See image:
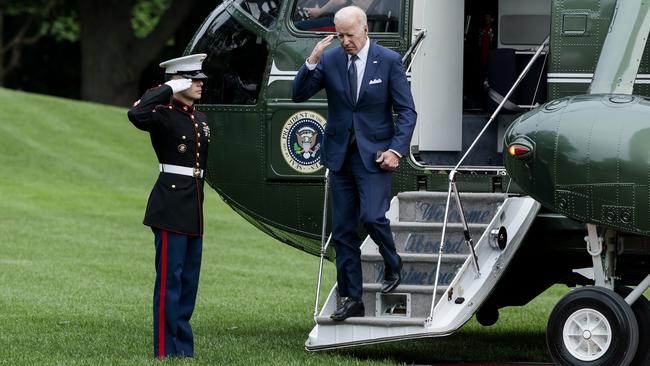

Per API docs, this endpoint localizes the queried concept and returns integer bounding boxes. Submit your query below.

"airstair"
[306,192,541,350]
[307,35,548,351]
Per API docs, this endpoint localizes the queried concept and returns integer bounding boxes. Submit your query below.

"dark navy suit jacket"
[292,41,417,173]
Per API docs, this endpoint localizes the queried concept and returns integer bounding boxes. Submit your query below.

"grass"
[0,87,566,365]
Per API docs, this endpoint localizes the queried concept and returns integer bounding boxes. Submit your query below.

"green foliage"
[0,0,55,15]
[0,88,564,364]
[132,0,172,38]
[0,0,78,42]
[1,0,173,43]
[47,13,79,42]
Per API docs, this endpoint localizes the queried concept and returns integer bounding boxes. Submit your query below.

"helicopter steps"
[306,192,541,351]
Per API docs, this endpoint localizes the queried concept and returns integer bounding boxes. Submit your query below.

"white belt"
[159,164,204,178]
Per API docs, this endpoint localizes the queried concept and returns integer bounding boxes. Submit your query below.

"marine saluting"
[127,53,209,359]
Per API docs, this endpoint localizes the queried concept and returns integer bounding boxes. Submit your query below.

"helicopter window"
[496,0,551,49]
[239,0,282,28]
[292,0,400,33]
[188,15,268,105]
[500,15,549,46]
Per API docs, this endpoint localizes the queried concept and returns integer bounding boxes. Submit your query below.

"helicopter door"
[410,0,464,153]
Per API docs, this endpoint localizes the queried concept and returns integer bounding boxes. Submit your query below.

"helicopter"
[184,0,650,364]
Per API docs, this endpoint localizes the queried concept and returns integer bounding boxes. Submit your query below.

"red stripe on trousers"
[158,230,168,358]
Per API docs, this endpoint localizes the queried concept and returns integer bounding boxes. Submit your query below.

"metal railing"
[426,36,550,324]
[314,169,331,321]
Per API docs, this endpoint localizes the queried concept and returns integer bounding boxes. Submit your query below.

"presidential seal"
[281,111,326,173]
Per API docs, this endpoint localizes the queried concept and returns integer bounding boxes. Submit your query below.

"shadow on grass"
[326,329,551,364]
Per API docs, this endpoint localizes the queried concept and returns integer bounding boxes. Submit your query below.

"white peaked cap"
[159,53,208,79]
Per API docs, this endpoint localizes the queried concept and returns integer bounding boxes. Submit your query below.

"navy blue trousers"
[329,145,400,301]
[152,228,202,358]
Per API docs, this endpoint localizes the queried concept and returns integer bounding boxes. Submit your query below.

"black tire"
[615,286,650,366]
[546,286,639,366]
[476,304,499,326]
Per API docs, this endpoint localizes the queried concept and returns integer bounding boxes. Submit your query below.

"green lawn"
[0,87,565,365]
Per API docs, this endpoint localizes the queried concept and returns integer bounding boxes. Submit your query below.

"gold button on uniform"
[178,144,187,153]
[182,135,186,140]
[171,184,176,189]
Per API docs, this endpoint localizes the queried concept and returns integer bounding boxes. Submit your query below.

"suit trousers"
[330,144,400,301]
[152,228,202,358]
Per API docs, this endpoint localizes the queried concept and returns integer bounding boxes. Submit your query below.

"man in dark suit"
[127,54,210,358]
[292,5,417,321]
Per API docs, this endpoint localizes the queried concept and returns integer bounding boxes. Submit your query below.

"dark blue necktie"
[348,55,358,104]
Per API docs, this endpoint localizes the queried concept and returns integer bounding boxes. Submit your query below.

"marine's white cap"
[159,53,208,79]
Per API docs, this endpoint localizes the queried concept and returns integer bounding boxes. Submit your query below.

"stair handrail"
[426,37,550,325]
[403,28,427,72]
[314,169,332,321]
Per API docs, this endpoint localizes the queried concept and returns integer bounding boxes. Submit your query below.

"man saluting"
[128,54,209,358]
[292,6,417,321]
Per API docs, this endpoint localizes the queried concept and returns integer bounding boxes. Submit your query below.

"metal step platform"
[306,193,541,351]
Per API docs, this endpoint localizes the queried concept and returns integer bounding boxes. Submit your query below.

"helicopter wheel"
[615,286,650,366]
[476,303,499,326]
[546,286,638,366]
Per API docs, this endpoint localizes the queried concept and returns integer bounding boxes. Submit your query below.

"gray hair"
[334,6,367,28]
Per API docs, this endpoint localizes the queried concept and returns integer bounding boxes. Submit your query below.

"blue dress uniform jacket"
[127,84,210,236]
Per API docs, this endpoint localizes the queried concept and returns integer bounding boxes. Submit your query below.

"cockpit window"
[188,9,268,105]
[292,0,401,33]
[239,0,282,28]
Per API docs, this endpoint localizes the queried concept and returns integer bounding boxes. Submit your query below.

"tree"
[0,0,67,86]
[76,0,197,106]
[1,0,210,105]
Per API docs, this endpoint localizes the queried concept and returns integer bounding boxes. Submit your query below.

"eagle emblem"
[294,126,320,159]
[280,111,326,173]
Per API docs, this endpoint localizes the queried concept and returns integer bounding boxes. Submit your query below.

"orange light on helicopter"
[507,144,531,157]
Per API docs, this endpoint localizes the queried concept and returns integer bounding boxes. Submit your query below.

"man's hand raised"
[165,78,192,94]
[307,35,335,65]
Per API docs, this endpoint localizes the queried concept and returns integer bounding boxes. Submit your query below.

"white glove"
[165,78,192,94]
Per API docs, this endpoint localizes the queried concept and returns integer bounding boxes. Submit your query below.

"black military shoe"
[381,256,402,293]
[330,298,365,321]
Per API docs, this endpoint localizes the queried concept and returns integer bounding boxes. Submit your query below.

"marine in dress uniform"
[127,54,210,358]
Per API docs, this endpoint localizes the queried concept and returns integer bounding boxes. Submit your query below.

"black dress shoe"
[330,299,365,321]
[381,257,402,293]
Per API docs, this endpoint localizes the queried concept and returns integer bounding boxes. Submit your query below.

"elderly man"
[292,6,417,321]
[128,54,210,358]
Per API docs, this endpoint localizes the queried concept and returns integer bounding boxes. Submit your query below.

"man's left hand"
[376,150,400,171]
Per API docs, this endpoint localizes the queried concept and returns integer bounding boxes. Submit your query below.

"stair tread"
[397,191,507,199]
[361,252,468,262]
[391,221,489,229]
[363,283,443,293]
[316,316,427,326]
